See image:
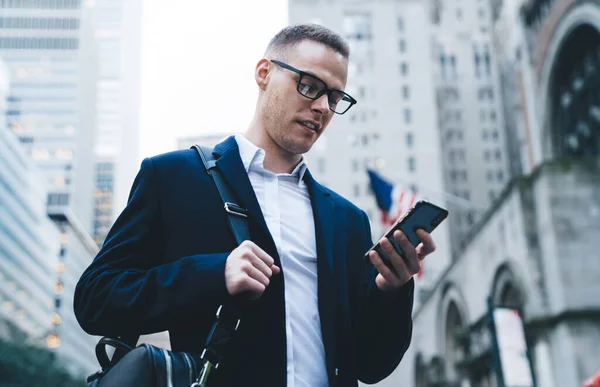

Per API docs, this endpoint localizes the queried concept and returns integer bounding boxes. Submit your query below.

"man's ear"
[255,58,271,91]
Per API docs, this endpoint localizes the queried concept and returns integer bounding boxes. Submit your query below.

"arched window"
[551,24,600,157]
[444,301,465,382]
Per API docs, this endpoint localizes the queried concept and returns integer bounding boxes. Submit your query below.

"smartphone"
[365,200,448,271]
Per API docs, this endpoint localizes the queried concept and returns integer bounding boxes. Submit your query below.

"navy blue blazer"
[74,136,414,387]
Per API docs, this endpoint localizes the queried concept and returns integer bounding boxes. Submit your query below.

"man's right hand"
[225,240,280,300]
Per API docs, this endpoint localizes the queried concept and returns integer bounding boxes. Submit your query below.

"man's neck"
[243,125,302,174]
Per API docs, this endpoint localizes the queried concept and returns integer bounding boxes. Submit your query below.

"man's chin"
[283,140,314,156]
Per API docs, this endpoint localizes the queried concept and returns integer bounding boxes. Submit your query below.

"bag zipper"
[183,352,194,384]
[160,348,174,387]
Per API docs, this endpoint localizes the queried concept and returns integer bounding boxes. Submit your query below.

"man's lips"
[297,120,321,132]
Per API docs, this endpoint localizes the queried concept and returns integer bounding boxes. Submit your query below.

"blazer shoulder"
[148,148,199,167]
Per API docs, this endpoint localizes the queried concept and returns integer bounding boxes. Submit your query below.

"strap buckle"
[224,202,248,218]
[191,360,216,387]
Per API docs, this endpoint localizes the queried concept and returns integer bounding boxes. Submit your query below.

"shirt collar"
[234,133,308,183]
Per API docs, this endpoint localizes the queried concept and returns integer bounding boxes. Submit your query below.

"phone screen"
[393,201,448,246]
[366,200,448,270]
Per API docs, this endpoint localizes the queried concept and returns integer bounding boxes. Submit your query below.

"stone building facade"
[381,1,600,386]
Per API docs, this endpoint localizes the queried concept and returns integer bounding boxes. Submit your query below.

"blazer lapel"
[211,136,276,253]
[304,170,338,383]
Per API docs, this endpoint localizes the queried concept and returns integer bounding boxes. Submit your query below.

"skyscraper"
[0,0,97,231]
[431,0,511,254]
[89,0,143,246]
[0,58,61,345]
[0,1,101,376]
[288,0,453,291]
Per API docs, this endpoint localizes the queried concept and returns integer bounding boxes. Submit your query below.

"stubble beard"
[263,93,312,156]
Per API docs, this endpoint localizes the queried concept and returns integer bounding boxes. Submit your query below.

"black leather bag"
[86,145,250,387]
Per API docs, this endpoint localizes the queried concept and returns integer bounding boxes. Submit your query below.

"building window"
[497,170,504,181]
[484,150,491,161]
[400,62,409,76]
[467,211,474,225]
[440,52,447,79]
[484,48,492,76]
[354,184,360,197]
[352,159,359,172]
[404,109,412,124]
[402,85,410,100]
[450,55,457,79]
[398,17,404,32]
[406,132,414,148]
[399,39,406,53]
[408,157,416,172]
[478,87,494,101]
[473,45,481,78]
[48,193,69,206]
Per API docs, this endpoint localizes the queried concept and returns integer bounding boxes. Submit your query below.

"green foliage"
[0,337,87,387]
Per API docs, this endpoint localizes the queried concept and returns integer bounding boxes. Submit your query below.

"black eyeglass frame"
[270,59,357,115]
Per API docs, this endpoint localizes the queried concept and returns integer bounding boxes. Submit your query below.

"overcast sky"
[139,0,289,159]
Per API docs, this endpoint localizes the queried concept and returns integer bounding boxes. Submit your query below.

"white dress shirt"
[235,133,329,387]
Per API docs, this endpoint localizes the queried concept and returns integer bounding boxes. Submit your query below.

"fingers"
[371,229,437,292]
[380,236,412,279]
[391,230,420,275]
[368,250,404,289]
[245,241,280,274]
[242,262,271,288]
[225,241,280,299]
[415,229,436,258]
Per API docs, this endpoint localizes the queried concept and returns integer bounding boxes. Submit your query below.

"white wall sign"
[493,308,534,387]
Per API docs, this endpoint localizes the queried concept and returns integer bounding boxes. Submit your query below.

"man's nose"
[311,93,330,115]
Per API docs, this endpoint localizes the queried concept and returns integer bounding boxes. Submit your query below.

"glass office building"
[0,59,61,343]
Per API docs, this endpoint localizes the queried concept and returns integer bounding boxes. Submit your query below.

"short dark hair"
[265,23,350,59]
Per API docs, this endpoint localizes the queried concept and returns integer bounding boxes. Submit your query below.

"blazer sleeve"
[351,211,415,384]
[73,157,230,337]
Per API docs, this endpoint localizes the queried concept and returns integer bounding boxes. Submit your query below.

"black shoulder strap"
[190,144,248,383]
[108,146,249,373]
[192,145,250,244]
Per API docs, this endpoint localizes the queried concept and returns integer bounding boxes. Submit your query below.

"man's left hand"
[367,229,436,293]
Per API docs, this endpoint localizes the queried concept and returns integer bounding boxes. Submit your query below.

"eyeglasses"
[270,59,357,115]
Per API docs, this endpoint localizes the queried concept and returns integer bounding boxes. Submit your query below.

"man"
[74,24,437,387]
